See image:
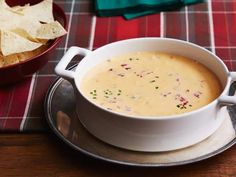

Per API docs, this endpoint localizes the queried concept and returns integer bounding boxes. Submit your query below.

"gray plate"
[44,65,236,167]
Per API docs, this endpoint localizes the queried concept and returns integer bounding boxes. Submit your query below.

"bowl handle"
[55,47,91,83]
[218,72,236,105]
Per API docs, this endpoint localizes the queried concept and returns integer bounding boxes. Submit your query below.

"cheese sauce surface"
[81,52,222,117]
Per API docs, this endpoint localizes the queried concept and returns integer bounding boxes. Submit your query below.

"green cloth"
[95,0,204,20]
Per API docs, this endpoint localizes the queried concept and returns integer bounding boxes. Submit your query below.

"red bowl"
[0,0,67,85]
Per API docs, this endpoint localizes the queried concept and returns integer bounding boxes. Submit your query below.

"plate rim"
[44,64,236,167]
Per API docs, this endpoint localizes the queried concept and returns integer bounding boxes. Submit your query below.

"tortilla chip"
[9,4,29,15]
[0,17,42,41]
[0,31,1,53]
[22,0,54,23]
[17,44,49,62]
[3,54,19,65]
[0,0,66,67]
[11,28,49,45]
[0,0,10,9]
[21,18,42,37]
[10,28,34,41]
[11,4,29,11]
[10,28,48,44]
[0,44,49,67]
[0,1,40,36]
[0,52,19,66]
[0,1,22,21]
[35,21,67,40]
[1,30,42,56]
[0,56,4,67]
[0,7,23,30]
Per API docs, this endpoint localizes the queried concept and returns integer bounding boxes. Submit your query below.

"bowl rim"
[0,1,68,70]
[75,37,231,120]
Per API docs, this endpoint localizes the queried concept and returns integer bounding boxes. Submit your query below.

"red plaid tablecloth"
[0,0,235,132]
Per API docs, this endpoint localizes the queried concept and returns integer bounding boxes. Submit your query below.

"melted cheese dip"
[81,52,222,117]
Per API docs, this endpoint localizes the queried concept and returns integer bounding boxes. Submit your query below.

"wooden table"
[1,133,236,177]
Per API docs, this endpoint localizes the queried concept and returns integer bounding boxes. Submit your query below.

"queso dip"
[81,52,222,116]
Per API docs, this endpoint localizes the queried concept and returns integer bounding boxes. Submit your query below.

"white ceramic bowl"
[55,38,236,152]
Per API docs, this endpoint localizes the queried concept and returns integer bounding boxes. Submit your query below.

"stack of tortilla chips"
[0,0,67,67]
